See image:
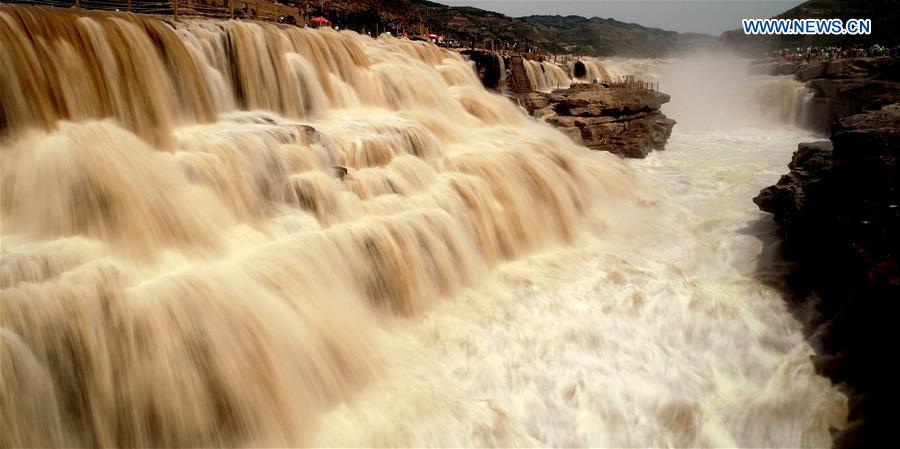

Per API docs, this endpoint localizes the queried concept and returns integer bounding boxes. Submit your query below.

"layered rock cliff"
[522,84,676,158]
[754,59,899,448]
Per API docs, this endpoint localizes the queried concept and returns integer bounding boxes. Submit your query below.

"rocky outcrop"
[753,140,835,221]
[753,57,900,132]
[748,59,803,76]
[460,50,503,90]
[754,104,899,449]
[522,84,676,158]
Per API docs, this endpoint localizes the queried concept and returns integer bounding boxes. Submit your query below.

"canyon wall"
[754,57,899,448]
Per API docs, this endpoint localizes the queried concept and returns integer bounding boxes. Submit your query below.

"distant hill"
[411,1,568,53]
[283,0,561,51]
[521,15,715,57]
[720,0,900,55]
[285,0,714,57]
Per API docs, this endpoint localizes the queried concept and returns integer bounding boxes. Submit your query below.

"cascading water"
[756,76,817,129]
[597,57,669,83]
[1,5,845,448]
[570,57,612,84]
[660,54,818,132]
[523,59,571,93]
[1,5,628,447]
[523,57,624,92]
[496,54,508,94]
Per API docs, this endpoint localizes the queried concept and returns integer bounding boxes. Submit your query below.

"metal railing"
[609,75,659,92]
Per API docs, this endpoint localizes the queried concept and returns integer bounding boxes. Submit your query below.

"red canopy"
[311,16,330,23]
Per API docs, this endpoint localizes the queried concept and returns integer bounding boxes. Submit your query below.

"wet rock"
[788,140,834,170]
[797,62,827,82]
[297,124,321,143]
[807,78,900,126]
[523,92,550,110]
[460,50,502,90]
[523,84,675,158]
[753,140,833,221]
[755,103,900,448]
[332,166,349,180]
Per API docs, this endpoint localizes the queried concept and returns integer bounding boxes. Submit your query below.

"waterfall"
[0,5,634,447]
[596,57,668,83]
[660,54,818,131]
[1,6,847,448]
[497,53,508,94]
[570,57,612,84]
[755,76,817,129]
[522,60,571,93]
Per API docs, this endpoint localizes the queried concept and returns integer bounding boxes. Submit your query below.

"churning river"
[0,5,847,447]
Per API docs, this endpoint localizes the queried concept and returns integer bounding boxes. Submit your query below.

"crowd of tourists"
[768,44,899,61]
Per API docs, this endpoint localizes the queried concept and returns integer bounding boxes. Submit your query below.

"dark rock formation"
[522,84,676,158]
[753,140,835,221]
[573,60,587,78]
[332,166,349,180]
[754,104,899,449]
[460,50,502,90]
[748,59,803,76]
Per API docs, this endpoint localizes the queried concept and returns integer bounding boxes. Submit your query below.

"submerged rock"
[332,166,349,180]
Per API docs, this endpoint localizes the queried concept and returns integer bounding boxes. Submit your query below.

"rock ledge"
[522,84,676,158]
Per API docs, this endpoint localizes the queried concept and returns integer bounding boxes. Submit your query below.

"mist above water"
[659,53,817,131]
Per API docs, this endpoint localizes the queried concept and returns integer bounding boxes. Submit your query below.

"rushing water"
[524,59,572,93]
[570,57,613,84]
[1,5,845,448]
[358,126,847,448]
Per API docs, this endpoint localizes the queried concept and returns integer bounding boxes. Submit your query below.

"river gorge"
[0,4,864,447]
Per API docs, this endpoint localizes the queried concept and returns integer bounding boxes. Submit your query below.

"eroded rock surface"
[755,103,899,449]
[523,84,675,158]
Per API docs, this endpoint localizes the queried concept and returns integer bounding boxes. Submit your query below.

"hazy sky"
[437,1,805,35]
